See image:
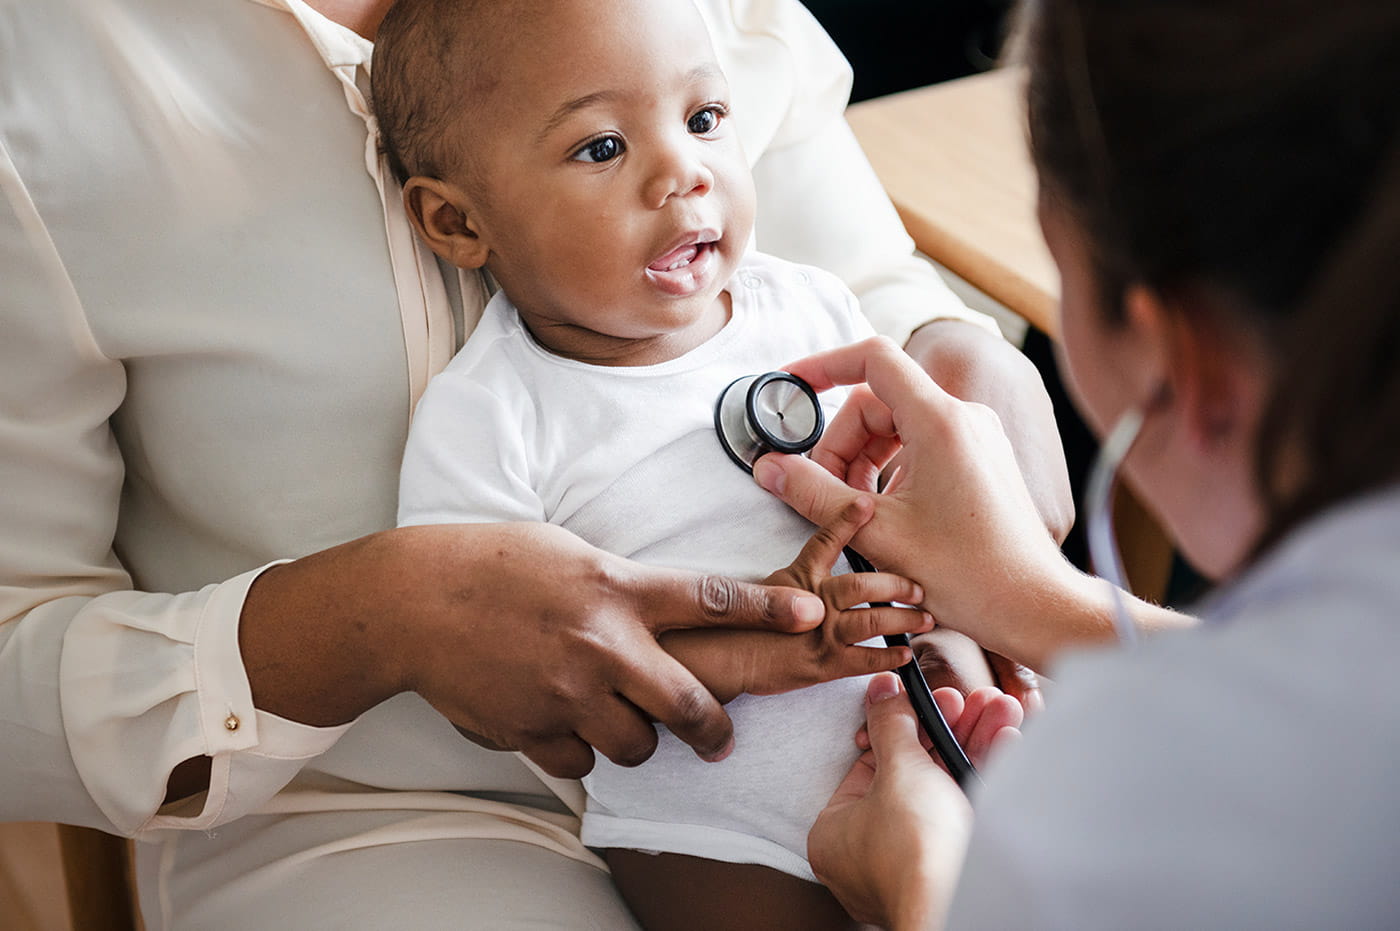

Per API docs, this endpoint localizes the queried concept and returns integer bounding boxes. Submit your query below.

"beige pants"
[137,809,641,930]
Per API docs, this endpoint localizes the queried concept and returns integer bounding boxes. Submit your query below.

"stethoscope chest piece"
[714,372,824,472]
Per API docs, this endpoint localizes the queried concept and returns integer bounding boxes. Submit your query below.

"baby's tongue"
[649,243,698,271]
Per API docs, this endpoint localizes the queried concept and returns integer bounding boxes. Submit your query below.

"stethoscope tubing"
[843,547,981,790]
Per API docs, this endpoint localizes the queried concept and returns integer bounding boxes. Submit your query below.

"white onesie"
[397,251,876,881]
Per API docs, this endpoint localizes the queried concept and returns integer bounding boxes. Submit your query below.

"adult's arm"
[754,338,1192,672]
[0,138,353,835]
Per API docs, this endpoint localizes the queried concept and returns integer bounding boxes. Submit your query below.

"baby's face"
[457,0,756,363]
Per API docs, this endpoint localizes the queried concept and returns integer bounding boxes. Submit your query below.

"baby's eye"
[687,106,725,135]
[571,135,624,163]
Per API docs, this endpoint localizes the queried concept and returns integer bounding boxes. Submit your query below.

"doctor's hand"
[808,674,1021,931]
[903,319,1073,543]
[237,522,830,781]
[661,496,932,703]
[753,337,1079,672]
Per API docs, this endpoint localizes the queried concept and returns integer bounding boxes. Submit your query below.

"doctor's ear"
[401,176,490,269]
[1123,284,1263,452]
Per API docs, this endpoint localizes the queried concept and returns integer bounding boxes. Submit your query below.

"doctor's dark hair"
[1019,0,1400,551]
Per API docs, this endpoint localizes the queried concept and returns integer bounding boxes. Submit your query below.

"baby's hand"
[661,498,933,702]
[855,683,1024,770]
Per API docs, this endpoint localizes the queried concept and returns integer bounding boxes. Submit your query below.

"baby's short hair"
[372,0,513,186]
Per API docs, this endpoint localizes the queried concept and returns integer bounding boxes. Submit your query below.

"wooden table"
[846,68,1058,337]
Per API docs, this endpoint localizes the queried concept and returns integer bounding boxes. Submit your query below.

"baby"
[377,0,933,926]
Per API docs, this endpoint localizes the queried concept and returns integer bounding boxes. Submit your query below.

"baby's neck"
[516,292,733,367]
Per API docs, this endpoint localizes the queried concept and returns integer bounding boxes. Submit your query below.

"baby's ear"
[401,176,490,269]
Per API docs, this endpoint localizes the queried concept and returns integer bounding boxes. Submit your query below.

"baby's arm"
[660,499,931,703]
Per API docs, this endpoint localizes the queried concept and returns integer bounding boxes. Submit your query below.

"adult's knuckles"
[694,574,767,623]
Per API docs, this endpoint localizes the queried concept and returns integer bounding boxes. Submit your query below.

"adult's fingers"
[807,385,901,487]
[959,687,1025,766]
[571,693,664,768]
[753,451,866,534]
[786,336,948,422]
[518,733,599,780]
[987,651,1045,714]
[785,336,920,392]
[609,640,735,763]
[862,673,937,777]
[633,563,825,635]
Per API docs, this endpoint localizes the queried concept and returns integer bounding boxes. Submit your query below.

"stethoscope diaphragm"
[714,371,825,473]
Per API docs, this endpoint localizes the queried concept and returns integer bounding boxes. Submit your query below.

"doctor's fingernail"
[794,595,825,624]
[752,458,785,495]
[867,673,900,704]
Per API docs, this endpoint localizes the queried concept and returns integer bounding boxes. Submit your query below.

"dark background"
[798,0,1016,101]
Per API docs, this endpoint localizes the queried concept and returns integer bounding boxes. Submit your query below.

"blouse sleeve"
[704,0,1002,345]
[0,140,351,838]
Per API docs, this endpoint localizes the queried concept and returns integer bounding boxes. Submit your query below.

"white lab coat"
[951,484,1400,929]
[0,0,991,925]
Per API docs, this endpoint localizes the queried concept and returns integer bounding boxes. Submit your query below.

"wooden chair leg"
[55,825,139,931]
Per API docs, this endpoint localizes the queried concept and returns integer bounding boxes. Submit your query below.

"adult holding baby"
[0,0,1065,926]
[762,0,1400,927]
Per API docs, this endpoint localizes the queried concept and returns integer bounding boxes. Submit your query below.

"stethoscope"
[715,372,981,790]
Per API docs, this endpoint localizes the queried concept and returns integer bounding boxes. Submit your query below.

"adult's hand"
[662,497,929,703]
[899,321,1061,707]
[808,674,1021,931]
[903,319,1073,544]
[238,522,827,780]
[753,336,1086,671]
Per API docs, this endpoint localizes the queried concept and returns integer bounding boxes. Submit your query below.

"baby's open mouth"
[649,240,712,272]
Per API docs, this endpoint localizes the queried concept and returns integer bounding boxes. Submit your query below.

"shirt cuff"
[860,272,1004,348]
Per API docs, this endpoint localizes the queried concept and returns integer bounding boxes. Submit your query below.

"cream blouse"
[0,0,994,850]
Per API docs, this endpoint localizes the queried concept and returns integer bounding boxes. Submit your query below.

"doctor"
[760,0,1400,926]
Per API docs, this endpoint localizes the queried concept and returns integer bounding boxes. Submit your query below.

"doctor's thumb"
[861,674,929,770]
[753,452,857,529]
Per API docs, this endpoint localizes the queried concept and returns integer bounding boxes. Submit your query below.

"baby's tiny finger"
[965,690,1024,764]
[837,644,914,678]
[931,686,966,739]
[831,606,933,645]
[825,571,924,611]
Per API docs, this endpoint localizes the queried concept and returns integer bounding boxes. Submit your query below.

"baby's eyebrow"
[536,89,623,144]
[534,65,726,144]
